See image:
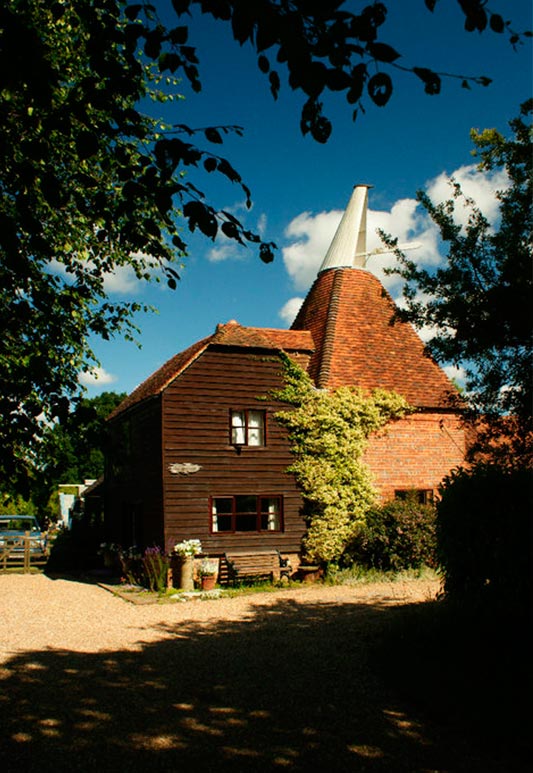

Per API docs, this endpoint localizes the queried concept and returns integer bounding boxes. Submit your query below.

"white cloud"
[206,209,269,262]
[48,254,162,295]
[279,164,507,314]
[257,213,267,237]
[443,364,467,383]
[279,297,304,326]
[78,366,117,386]
[101,264,143,293]
[281,197,440,297]
[426,164,508,229]
[206,235,243,263]
[282,209,342,290]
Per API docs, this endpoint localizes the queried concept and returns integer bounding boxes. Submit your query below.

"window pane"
[216,516,233,532]
[235,515,257,531]
[213,498,232,514]
[232,427,246,444]
[212,498,233,532]
[235,495,256,513]
[247,411,264,446]
[231,411,245,427]
[231,411,246,445]
[260,497,280,530]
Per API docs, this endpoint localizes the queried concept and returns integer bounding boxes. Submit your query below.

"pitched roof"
[291,267,457,408]
[108,321,314,419]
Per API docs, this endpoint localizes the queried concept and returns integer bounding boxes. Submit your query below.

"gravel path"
[1,574,505,772]
[0,573,439,659]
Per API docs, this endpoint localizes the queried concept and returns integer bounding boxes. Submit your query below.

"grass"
[106,565,439,604]
[323,563,440,586]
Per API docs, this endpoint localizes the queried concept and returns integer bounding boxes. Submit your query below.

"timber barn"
[104,186,467,563]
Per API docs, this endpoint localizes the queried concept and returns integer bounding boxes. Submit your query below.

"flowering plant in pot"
[199,557,219,590]
[173,539,202,557]
[172,539,201,591]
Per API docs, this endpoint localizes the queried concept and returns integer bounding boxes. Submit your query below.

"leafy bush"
[436,464,533,604]
[273,353,408,564]
[46,526,102,571]
[345,493,438,571]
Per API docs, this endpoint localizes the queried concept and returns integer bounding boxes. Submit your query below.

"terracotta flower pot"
[201,574,216,591]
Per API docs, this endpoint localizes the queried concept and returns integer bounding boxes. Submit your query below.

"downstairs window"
[211,495,283,533]
[394,489,434,505]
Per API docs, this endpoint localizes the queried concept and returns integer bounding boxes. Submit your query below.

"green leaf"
[347,63,366,104]
[144,30,162,59]
[489,14,505,33]
[171,0,191,15]
[413,67,441,95]
[367,42,401,63]
[204,127,223,143]
[269,70,280,100]
[158,52,181,73]
[231,7,255,45]
[124,5,143,21]
[258,54,270,74]
[259,242,275,263]
[75,132,99,159]
[203,157,218,173]
[183,200,217,239]
[168,26,188,45]
[367,72,393,107]
[326,68,351,91]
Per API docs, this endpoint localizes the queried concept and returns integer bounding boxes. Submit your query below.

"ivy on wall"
[273,354,409,564]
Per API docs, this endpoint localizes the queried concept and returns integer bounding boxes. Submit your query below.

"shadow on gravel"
[0,594,524,773]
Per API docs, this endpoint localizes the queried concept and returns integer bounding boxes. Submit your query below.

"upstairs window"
[230,409,265,447]
[211,495,282,533]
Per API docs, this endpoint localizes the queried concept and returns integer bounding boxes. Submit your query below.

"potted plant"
[172,539,202,591]
[199,557,219,591]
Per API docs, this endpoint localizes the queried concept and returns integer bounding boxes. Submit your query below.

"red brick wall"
[364,412,466,501]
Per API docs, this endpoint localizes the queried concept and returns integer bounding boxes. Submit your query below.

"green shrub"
[436,464,533,605]
[345,493,438,571]
[46,527,102,571]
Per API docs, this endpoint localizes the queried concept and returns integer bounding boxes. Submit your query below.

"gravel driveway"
[0,574,501,772]
[0,573,439,658]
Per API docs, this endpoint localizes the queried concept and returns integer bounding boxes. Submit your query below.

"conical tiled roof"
[292,268,455,407]
[292,186,457,408]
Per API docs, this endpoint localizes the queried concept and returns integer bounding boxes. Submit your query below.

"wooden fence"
[0,533,48,572]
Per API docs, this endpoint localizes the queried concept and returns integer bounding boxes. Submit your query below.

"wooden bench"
[224,550,291,585]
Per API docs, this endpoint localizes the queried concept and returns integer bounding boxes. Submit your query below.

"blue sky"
[80,0,532,396]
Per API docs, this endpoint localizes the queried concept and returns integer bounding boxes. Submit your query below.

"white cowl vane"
[318,184,371,273]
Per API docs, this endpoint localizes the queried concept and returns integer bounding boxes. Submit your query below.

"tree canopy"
[385,100,532,462]
[1,0,530,489]
[39,391,127,488]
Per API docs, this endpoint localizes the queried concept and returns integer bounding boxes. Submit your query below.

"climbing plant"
[273,354,409,564]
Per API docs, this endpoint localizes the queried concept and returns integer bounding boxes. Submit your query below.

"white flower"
[173,539,202,557]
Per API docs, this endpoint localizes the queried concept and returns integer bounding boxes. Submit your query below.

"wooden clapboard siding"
[161,347,305,554]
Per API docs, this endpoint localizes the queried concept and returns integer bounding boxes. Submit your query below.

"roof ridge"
[108,335,212,420]
[317,269,343,388]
